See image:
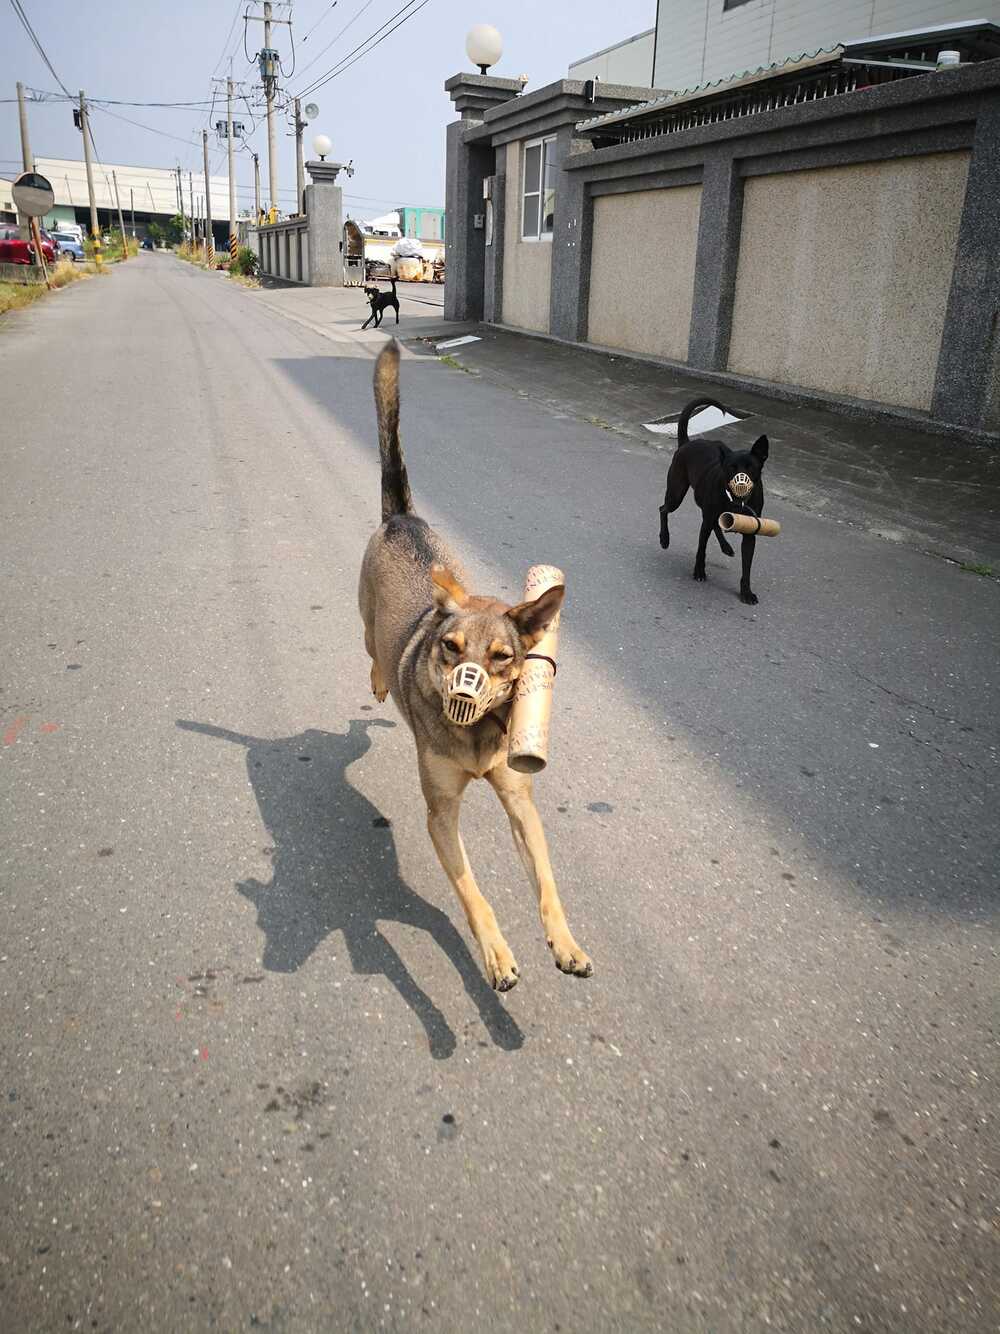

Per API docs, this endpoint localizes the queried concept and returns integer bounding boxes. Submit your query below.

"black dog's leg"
[714,524,734,557]
[739,534,758,604]
[395,303,399,325]
[693,515,713,581]
[659,458,688,549]
[361,312,373,329]
[374,308,382,328]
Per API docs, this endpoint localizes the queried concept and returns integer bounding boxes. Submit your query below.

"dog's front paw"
[739,589,759,605]
[548,932,593,979]
[482,937,520,993]
[693,568,707,582]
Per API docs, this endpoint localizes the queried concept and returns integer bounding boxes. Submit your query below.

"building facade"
[27,157,231,242]
[569,30,656,86]
[446,23,1000,437]
[570,2,1000,93]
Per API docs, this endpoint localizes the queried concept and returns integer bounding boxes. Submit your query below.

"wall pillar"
[687,154,743,370]
[304,159,345,287]
[931,102,1000,429]
[444,73,522,322]
[549,131,594,342]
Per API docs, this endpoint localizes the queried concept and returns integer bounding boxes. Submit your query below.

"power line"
[300,1,339,44]
[92,103,203,149]
[7,0,72,97]
[292,0,378,87]
[297,0,432,98]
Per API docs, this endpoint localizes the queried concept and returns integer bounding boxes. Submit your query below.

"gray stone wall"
[446,59,1000,434]
[728,152,970,411]
[587,185,702,361]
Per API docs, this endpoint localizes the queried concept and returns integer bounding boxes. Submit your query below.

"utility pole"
[175,165,186,238]
[253,153,261,222]
[15,81,33,239]
[293,98,306,215]
[130,187,135,239]
[112,170,128,260]
[202,129,214,266]
[226,76,237,262]
[79,91,101,269]
[264,2,278,215]
[189,170,195,250]
[245,2,291,215]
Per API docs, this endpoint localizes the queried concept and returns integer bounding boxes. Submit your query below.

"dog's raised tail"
[373,339,412,520]
[676,397,729,445]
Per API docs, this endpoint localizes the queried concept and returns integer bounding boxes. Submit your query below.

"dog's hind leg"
[363,622,389,703]
[487,763,592,978]
[420,754,520,992]
[659,458,688,549]
[693,515,713,581]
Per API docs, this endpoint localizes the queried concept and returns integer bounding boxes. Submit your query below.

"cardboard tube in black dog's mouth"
[720,512,781,537]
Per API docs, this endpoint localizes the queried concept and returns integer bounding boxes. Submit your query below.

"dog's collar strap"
[524,653,557,676]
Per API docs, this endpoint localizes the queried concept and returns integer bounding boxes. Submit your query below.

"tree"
[163,213,185,246]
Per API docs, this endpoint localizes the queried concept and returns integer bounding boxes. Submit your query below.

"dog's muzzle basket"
[444,662,512,727]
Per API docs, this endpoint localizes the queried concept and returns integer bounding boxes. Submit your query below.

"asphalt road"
[1,256,997,1334]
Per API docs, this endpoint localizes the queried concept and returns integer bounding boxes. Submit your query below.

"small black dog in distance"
[659,398,770,605]
[361,278,400,330]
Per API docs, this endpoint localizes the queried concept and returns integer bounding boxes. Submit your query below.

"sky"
[1,0,655,221]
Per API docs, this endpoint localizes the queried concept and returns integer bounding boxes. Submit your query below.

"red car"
[0,225,57,265]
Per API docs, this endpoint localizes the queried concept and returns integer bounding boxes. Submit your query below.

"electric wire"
[300,1,338,43]
[291,0,377,86]
[92,103,203,149]
[7,0,72,97]
[296,0,432,97]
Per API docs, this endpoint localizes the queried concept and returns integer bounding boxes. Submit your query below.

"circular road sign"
[12,170,55,218]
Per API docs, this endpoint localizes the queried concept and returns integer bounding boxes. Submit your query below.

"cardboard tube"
[507,564,563,775]
[720,512,781,537]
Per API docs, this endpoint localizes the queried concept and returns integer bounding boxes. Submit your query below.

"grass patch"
[176,241,208,268]
[439,353,477,374]
[0,260,92,316]
[959,561,995,577]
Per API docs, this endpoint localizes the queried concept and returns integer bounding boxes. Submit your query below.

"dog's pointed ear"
[431,564,470,615]
[751,434,769,464]
[507,584,565,647]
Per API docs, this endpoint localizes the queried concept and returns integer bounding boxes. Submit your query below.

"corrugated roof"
[576,47,840,132]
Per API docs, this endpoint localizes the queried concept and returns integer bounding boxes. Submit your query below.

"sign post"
[12,171,55,290]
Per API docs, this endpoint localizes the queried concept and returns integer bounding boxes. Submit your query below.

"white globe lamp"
[466,24,502,75]
[313,133,332,161]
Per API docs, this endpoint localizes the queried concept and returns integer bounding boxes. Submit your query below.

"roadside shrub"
[230,245,259,278]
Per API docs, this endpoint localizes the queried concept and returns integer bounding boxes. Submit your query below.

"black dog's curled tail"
[373,339,412,520]
[676,397,729,445]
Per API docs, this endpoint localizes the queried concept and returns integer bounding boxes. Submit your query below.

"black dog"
[361,278,399,330]
[658,398,770,605]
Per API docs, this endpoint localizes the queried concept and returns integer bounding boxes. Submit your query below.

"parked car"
[0,225,56,265]
[140,237,154,251]
[55,235,84,262]
[53,223,84,244]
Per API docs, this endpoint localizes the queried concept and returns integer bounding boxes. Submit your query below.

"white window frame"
[521,135,556,242]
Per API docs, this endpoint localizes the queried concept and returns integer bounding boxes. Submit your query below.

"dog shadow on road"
[176,717,523,1058]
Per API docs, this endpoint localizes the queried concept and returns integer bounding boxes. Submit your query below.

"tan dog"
[358,341,592,992]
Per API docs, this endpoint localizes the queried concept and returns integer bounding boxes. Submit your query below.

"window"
[723,0,753,9]
[521,136,556,240]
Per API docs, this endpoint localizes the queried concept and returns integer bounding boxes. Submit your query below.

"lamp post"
[465,24,502,75]
[313,134,332,161]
